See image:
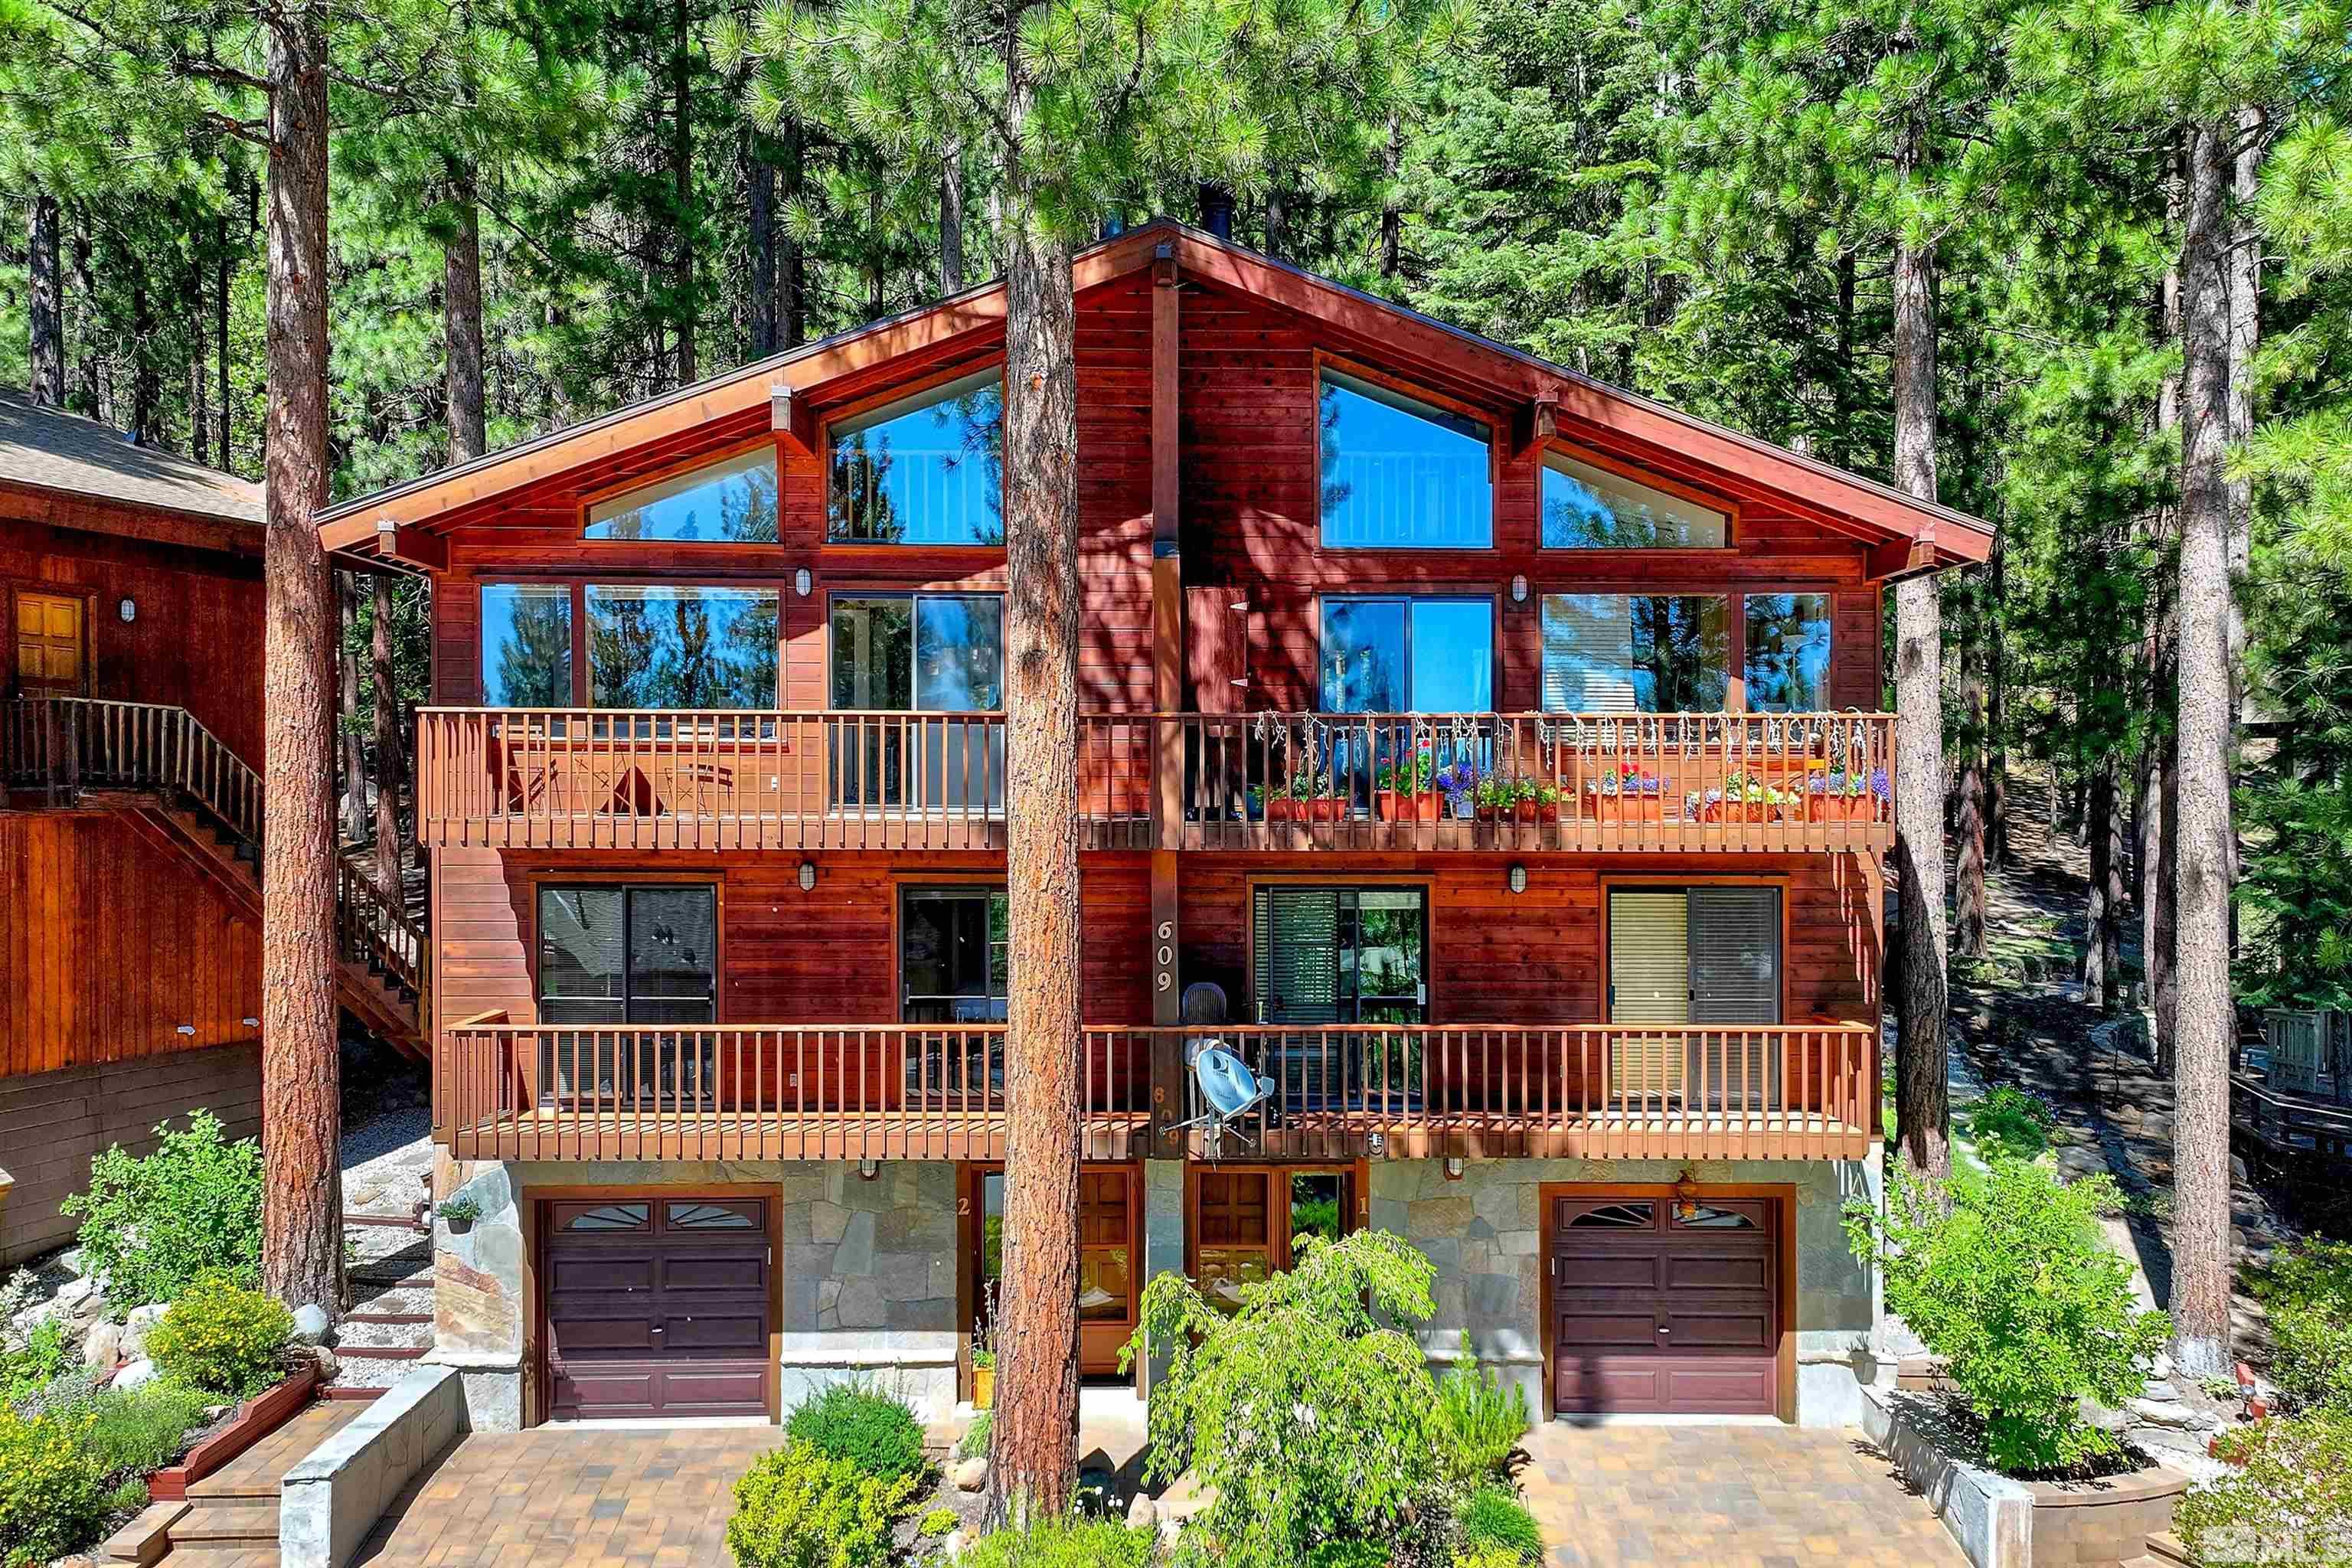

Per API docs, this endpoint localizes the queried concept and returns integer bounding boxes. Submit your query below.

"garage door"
[1547,1194,1778,1416]
[543,1197,770,1421]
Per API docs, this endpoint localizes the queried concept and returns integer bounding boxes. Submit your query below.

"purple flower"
[1870,769,1891,801]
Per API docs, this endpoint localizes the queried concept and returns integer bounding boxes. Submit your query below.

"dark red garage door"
[1547,1194,1778,1416]
[543,1197,770,1420]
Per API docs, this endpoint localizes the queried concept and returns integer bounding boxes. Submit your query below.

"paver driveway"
[1521,1423,1968,1568]
[350,1426,783,1568]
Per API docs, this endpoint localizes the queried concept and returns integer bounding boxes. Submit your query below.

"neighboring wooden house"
[319,217,1989,1430]
[0,390,426,1266]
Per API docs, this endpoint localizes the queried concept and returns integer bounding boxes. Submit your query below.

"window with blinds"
[1252,887,1426,1024]
[1540,594,1729,713]
[1607,886,1782,1109]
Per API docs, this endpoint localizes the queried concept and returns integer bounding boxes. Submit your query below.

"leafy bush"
[145,1274,292,1398]
[1455,1486,1542,1564]
[1454,1550,1532,1568]
[63,1112,263,1308]
[1963,1086,2054,1163]
[1128,1228,1454,1568]
[1847,1162,2167,1475]
[80,1380,211,1481]
[2253,1237,2352,1414]
[2177,1413,2352,1567]
[1305,1544,1390,1568]
[959,1517,1160,1568]
[725,1438,919,1568]
[0,1321,70,1407]
[1432,1335,1530,1485]
[0,1407,110,1567]
[917,1507,959,1540]
[782,1383,930,1486]
[956,1409,992,1461]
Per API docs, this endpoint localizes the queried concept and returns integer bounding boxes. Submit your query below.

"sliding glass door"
[830,595,1005,812]
[1606,885,1781,1109]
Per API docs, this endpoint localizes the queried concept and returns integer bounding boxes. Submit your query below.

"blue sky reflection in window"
[1320,370,1492,548]
[585,447,778,541]
[830,369,1006,544]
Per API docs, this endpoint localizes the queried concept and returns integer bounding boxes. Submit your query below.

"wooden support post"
[1148,242,1188,1155]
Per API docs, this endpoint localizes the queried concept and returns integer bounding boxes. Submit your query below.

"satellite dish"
[1168,1037,1271,1157]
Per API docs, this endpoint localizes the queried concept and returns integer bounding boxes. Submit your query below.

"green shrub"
[2177,1413,2352,1567]
[782,1383,929,1485]
[956,1409,992,1461]
[1303,1543,1390,1568]
[1963,1086,2054,1163]
[80,1380,211,1482]
[960,1517,1160,1568]
[145,1274,293,1399]
[1455,1548,1534,1568]
[63,1112,263,1308]
[1455,1486,1541,1564]
[2253,1238,2352,1414]
[917,1507,959,1540]
[1129,1228,1454,1568]
[1432,1335,1530,1485]
[725,1438,919,1568]
[0,1407,111,1567]
[0,1321,70,1407]
[1847,1162,2167,1475]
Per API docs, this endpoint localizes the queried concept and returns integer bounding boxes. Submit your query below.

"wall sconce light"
[1443,1158,1466,1181]
[175,1024,195,1036]
[242,1018,260,1029]
[1509,574,1528,604]
[798,859,817,891]
[858,1160,881,1181]
[794,567,812,597]
[119,597,139,624]
[1507,863,1527,895]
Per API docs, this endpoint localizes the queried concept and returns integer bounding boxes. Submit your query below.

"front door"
[542,1196,771,1420]
[1547,1193,1779,1416]
[14,591,85,696]
[972,1163,1137,1377]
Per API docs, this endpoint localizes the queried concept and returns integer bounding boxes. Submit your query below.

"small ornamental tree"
[1847,1161,2167,1475]
[1122,1229,1453,1568]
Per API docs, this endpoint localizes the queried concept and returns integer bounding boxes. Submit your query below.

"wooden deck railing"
[437,1018,1878,1163]
[3,696,426,1016]
[440,1022,1149,1161]
[1174,711,1894,852]
[416,708,1154,851]
[415,706,1891,854]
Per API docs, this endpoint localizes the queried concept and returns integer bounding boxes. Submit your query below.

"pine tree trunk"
[940,141,965,295]
[1955,656,1987,962]
[1379,111,1403,280]
[131,273,157,446]
[190,253,210,468]
[2171,113,2236,1381]
[1265,186,1289,261]
[260,2,345,1321]
[1891,224,1950,1188]
[749,147,777,356]
[780,119,805,349]
[217,213,233,469]
[72,228,102,417]
[2148,137,2185,1067]
[446,163,488,464]
[2086,759,2119,1012]
[671,0,697,385]
[372,573,403,894]
[984,106,1081,1523]
[28,194,64,407]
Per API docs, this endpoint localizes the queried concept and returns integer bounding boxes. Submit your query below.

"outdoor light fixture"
[242,1018,260,1028]
[1509,574,1528,604]
[1507,863,1527,894]
[794,567,812,597]
[798,859,817,891]
[175,1024,195,1036]
[858,1160,880,1181]
[119,597,138,623]
[1444,1158,1467,1181]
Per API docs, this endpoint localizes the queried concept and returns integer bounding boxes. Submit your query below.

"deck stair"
[2,696,426,1060]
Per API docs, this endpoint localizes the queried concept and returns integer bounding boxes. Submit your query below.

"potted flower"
[1472,775,1511,823]
[1869,767,1892,822]
[1689,787,1723,822]
[1374,743,1439,822]
[1511,776,1541,824]
[1535,782,1563,824]
[971,1308,997,1410]
[1312,782,1346,823]
[1621,763,1664,823]
[1722,771,1769,822]
[1434,760,1479,821]
[1585,766,1622,824]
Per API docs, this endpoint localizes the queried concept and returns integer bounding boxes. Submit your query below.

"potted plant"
[972,1300,998,1410]
[1312,779,1346,823]
[1869,767,1892,822]
[1722,771,1770,822]
[1535,781,1563,824]
[1472,775,1511,823]
[1585,766,1622,824]
[1511,776,1540,824]
[1434,760,1479,821]
[1375,743,1439,823]
[1621,763,1664,823]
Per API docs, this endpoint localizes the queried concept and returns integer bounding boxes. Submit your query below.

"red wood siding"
[0,520,265,763]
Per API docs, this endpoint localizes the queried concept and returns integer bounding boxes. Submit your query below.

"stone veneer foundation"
[1370,1155,1886,1426]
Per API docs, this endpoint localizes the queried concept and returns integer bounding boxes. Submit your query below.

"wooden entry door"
[14,591,85,696]
[971,1164,1138,1377]
[541,1196,772,1421]
[1547,1193,1779,1416]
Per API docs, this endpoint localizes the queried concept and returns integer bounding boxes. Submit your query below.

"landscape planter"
[1860,1387,2188,1568]
[147,1361,322,1503]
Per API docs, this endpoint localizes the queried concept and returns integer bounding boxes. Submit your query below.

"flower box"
[1376,790,1440,823]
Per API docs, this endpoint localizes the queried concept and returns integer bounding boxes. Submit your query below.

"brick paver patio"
[1521,1423,1968,1568]
[349,1426,783,1568]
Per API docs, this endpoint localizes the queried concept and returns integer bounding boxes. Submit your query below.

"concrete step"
[167,1503,278,1547]
[2145,1532,2196,1566]
[162,1548,279,1568]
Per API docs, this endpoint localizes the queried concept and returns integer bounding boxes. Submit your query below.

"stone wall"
[428,1159,961,1429]
[1370,1155,1884,1426]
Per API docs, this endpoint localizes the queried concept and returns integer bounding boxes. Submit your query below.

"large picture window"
[585,448,779,542]
[537,884,719,1025]
[1320,596,1493,714]
[831,594,1004,809]
[586,586,779,708]
[828,369,1005,545]
[481,584,573,707]
[1542,452,1728,549]
[1319,370,1493,550]
[1742,593,1833,712]
[1540,593,1729,713]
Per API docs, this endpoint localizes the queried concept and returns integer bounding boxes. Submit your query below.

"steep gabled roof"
[2,389,263,556]
[318,218,1992,573]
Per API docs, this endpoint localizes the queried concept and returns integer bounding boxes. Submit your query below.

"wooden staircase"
[2,696,427,1060]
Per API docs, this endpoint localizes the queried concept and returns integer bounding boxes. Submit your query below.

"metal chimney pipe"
[1197,184,1235,240]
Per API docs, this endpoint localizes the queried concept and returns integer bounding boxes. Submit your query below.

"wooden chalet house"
[0,390,426,1265]
[320,219,1991,1430]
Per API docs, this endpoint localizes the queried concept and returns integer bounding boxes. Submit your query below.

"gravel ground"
[341,1105,435,1218]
